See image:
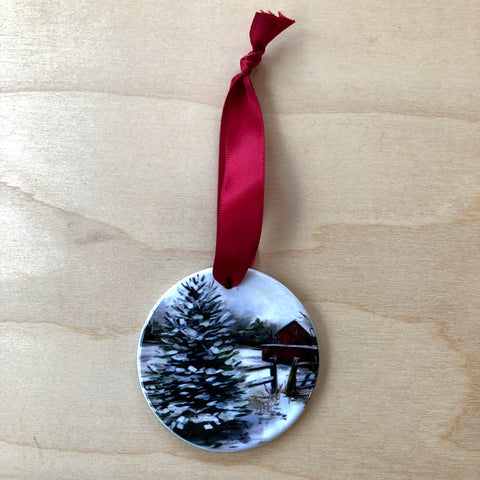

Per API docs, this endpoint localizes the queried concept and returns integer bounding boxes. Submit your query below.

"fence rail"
[244,358,277,393]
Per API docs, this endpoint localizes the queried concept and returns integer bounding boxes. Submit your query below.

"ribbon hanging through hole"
[213,11,295,288]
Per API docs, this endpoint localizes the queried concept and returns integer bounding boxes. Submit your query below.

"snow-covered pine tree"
[143,274,251,447]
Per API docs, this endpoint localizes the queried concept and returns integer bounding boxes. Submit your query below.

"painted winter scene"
[138,268,319,451]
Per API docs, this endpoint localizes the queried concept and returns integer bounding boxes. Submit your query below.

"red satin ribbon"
[213,11,295,288]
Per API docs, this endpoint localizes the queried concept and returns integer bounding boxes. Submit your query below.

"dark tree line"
[235,318,276,347]
[144,315,276,348]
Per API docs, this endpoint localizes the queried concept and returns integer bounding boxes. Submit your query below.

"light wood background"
[1,1,479,479]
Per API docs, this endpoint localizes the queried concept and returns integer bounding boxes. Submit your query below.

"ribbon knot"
[240,48,265,75]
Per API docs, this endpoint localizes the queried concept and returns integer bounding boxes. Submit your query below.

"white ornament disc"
[138,268,319,451]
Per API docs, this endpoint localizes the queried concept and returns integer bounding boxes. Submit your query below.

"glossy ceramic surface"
[138,268,319,451]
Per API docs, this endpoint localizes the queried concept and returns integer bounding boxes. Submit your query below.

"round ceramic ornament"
[138,268,319,451]
[137,12,318,451]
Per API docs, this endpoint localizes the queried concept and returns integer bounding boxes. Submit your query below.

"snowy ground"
[235,347,307,451]
[139,343,162,375]
[138,344,311,451]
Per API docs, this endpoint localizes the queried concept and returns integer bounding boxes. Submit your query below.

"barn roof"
[275,319,312,336]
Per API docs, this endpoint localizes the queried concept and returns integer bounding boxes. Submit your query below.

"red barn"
[262,320,318,365]
[276,321,316,346]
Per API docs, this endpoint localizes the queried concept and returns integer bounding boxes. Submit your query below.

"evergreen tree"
[143,275,251,447]
[236,318,276,346]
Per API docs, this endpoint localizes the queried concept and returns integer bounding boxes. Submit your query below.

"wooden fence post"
[270,358,277,394]
[286,357,299,397]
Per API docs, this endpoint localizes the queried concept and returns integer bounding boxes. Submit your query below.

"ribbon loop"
[213,12,295,289]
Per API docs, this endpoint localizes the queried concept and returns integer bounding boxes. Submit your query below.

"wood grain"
[1,1,479,478]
